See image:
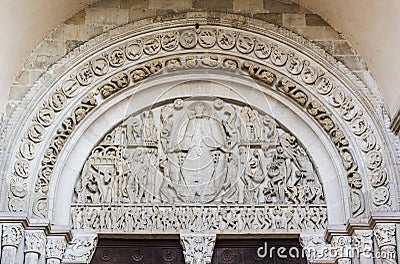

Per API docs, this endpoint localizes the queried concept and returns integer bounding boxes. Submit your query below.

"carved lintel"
[46,237,67,263]
[63,234,97,263]
[299,233,332,262]
[331,235,352,264]
[180,233,216,264]
[374,224,397,263]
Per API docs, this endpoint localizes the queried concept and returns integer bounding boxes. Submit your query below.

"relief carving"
[64,235,97,263]
[374,224,397,264]
[70,204,327,233]
[92,56,109,76]
[2,224,23,247]
[299,234,331,262]
[24,230,46,255]
[46,237,67,261]
[331,236,352,263]
[180,234,216,264]
[9,25,390,218]
[1,224,23,264]
[352,230,374,264]
[123,46,141,65]
[0,112,8,141]
[71,98,327,234]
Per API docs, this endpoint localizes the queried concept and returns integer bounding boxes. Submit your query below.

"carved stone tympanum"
[71,98,326,234]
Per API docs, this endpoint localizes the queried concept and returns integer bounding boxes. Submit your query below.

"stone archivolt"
[32,52,366,218]
[0,16,398,264]
[2,21,395,226]
[71,98,327,233]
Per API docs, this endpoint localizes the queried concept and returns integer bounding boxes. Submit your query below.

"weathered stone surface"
[253,13,283,26]
[66,40,85,53]
[335,55,367,71]
[314,40,334,55]
[128,8,156,21]
[149,0,192,10]
[76,25,104,41]
[34,40,65,56]
[64,10,86,25]
[283,13,305,27]
[90,0,121,8]
[121,0,149,10]
[292,26,325,40]
[334,41,354,55]
[49,25,79,42]
[1,7,398,263]
[8,86,30,102]
[324,26,343,40]
[233,0,264,13]
[12,71,30,86]
[264,0,299,13]
[305,14,329,26]
[85,8,129,25]
[193,0,233,10]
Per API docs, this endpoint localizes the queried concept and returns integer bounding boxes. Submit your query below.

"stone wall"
[8,0,376,118]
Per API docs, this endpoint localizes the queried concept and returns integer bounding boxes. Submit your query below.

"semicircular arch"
[1,13,398,232]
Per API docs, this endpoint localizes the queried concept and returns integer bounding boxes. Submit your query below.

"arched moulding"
[49,73,347,230]
[0,14,396,221]
[34,52,365,221]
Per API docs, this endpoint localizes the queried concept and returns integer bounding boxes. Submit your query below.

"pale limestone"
[85,8,129,25]
[233,0,264,13]
[149,0,192,10]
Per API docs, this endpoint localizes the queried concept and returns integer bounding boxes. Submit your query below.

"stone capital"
[180,233,216,264]
[299,233,332,262]
[374,224,396,247]
[2,224,23,248]
[63,234,97,263]
[331,235,352,263]
[46,237,67,260]
[352,230,373,253]
[24,230,46,255]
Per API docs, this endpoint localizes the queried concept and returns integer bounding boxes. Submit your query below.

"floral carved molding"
[3,18,396,221]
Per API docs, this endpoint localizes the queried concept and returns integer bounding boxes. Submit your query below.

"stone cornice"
[325,212,400,241]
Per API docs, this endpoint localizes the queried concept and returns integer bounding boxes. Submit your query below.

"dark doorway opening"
[91,239,185,264]
[91,238,307,263]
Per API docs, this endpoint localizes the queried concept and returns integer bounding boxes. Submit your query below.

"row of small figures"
[71,205,327,233]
